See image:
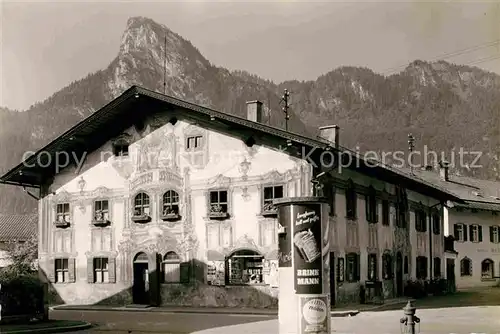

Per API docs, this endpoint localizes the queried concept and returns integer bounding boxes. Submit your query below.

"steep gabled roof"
[408,168,500,212]
[0,86,463,203]
[0,214,37,242]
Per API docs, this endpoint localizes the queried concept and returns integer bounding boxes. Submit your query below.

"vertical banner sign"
[292,203,323,294]
[278,205,292,267]
[321,203,330,296]
[298,295,329,334]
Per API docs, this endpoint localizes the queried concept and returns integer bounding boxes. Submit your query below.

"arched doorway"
[225,249,264,285]
[396,252,403,297]
[133,252,149,305]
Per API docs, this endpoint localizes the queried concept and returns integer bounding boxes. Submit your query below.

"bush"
[404,280,427,299]
[0,271,44,318]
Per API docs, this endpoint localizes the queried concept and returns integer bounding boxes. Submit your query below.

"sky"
[1,0,500,111]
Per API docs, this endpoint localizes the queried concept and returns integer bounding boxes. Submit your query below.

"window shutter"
[453,224,459,240]
[87,257,95,283]
[423,213,427,232]
[47,260,56,283]
[478,225,483,242]
[356,254,360,281]
[490,226,494,242]
[68,258,76,283]
[469,225,474,242]
[463,224,468,241]
[180,261,191,283]
[108,257,116,283]
[365,195,370,223]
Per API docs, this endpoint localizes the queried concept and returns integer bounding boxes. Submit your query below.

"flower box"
[160,213,180,221]
[132,214,151,223]
[54,220,70,228]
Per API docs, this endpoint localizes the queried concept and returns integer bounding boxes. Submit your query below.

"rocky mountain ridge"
[1,16,499,214]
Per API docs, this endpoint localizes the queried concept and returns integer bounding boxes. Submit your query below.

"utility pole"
[408,133,415,175]
[163,34,167,94]
[281,89,290,131]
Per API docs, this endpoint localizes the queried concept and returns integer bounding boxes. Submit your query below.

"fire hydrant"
[400,300,420,334]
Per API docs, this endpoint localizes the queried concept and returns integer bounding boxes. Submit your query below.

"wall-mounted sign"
[292,203,323,294]
[298,295,330,334]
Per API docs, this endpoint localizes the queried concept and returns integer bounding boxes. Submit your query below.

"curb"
[2,321,92,334]
[52,305,360,317]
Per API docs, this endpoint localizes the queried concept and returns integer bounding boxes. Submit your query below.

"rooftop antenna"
[163,34,167,94]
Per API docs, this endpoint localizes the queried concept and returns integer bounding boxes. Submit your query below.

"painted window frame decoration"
[208,189,230,219]
[460,257,472,276]
[470,224,482,243]
[132,191,151,223]
[93,199,111,226]
[55,202,71,228]
[161,190,181,221]
[183,126,208,169]
[261,184,284,216]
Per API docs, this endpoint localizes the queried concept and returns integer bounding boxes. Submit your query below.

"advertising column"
[275,197,330,334]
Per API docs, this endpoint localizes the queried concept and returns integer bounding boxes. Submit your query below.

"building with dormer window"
[0,86,463,308]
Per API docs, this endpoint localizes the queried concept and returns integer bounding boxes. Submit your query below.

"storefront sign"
[298,295,329,334]
[292,203,323,294]
[278,205,293,267]
[478,248,500,253]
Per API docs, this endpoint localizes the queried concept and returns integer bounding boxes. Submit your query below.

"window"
[345,253,359,282]
[454,223,467,242]
[432,213,440,235]
[365,187,377,224]
[226,250,264,285]
[209,190,229,218]
[367,253,377,281]
[262,185,283,214]
[345,180,357,220]
[162,190,180,218]
[133,192,150,217]
[470,224,483,243]
[416,256,428,280]
[55,258,69,283]
[93,200,109,222]
[403,256,409,274]
[93,257,109,283]
[163,252,181,283]
[337,257,344,282]
[56,203,70,223]
[490,226,500,244]
[186,135,203,150]
[433,257,441,278]
[415,209,427,232]
[382,200,390,226]
[395,186,408,228]
[481,259,494,280]
[112,139,129,156]
[460,257,472,276]
[382,253,393,280]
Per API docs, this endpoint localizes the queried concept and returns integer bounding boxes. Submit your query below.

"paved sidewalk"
[0,320,92,334]
[52,299,407,318]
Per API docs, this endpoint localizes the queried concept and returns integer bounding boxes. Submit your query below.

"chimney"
[319,125,339,148]
[439,160,449,181]
[246,101,263,123]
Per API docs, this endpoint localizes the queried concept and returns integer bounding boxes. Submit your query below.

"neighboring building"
[411,164,500,289]
[0,214,38,268]
[0,86,462,308]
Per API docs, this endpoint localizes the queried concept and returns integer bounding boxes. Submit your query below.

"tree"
[3,235,38,276]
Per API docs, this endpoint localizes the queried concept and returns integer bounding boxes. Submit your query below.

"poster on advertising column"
[278,205,292,267]
[298,295,330,334]
[292,203,323,294]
